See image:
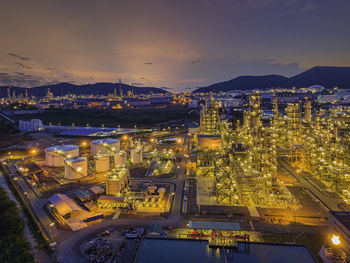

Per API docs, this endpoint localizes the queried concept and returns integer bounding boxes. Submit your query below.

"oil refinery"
[2,87,350,263]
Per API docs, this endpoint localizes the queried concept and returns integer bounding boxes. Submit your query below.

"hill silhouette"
[193,66,350,93]
[0,82,167,98]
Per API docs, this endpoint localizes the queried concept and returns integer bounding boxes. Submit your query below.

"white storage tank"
[64,157,87,179]
[45,145,79,167]
[95,154,110,173]
[114,151,126,167]
[130,148,143,164]
[91,139,120,156]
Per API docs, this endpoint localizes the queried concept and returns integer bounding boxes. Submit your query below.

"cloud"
[0,72,44,86]
[144,62,153,65]
[190,59,201,64]
[15,62,31,69]
[0,64,95,87]
[8,52,31,61]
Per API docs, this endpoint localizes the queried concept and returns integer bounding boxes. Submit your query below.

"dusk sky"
[0,0,349,92]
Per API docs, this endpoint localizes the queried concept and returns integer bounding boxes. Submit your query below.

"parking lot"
[79,226,145,263]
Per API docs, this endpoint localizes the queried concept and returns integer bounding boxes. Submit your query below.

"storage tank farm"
[90,139,120,156]
[114,151,127,167]
[64,156,88,179]
[95,154,110,173]
[45,145,79,167]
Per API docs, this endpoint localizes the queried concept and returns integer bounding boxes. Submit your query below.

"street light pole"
[49,222,55,232]
[23,191,28,203]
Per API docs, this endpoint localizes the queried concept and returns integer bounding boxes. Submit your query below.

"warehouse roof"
[89,186,104,195]
[48,194,82,216]
[91,138,120,145]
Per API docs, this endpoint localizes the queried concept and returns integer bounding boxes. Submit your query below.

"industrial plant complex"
[1,83,350,263]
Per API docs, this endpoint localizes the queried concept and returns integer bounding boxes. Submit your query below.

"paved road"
[6,162,59,240]
[278,157,344,211]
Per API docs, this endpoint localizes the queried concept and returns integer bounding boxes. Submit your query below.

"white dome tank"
[114,151,126,167]
[64,157,87,179]
[91,139,120,156]
[45,145,79,167]
[130,148,143,164]
[95,154,110,173]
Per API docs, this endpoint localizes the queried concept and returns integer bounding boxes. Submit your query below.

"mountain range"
[193,66,350,93]
[0,82,167,98]
[1,66,350,97]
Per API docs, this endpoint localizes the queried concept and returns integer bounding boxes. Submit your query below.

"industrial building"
[48,193,88,231]
[199,94,220,135]
[189,90,350,210]
[19,119,43,133]
[48,193,83,222]
[106,168,130,196]
[191,93,298,208]
[97,196,127,210]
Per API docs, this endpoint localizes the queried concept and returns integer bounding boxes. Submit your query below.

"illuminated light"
[76,167,82,172]
[331,234,341,245]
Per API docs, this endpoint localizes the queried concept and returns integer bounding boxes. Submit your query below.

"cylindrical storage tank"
[95,154,110,173]
[114,151,126,167]
[45,145,79,167]
[64,157,87,179]
[91,139,120,156]
[130,148,143,164]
